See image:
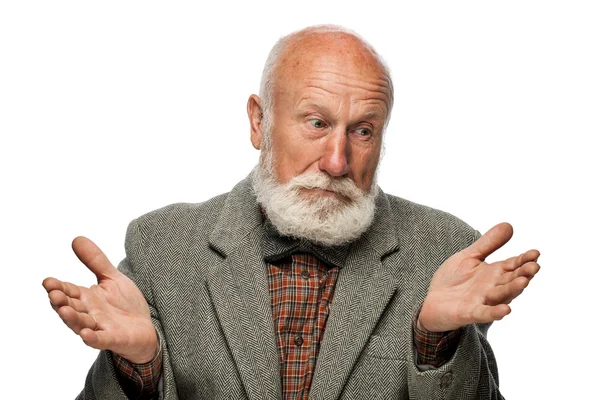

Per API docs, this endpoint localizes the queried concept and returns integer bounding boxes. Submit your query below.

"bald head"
[259,25,394,132]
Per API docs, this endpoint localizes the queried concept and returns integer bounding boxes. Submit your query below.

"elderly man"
[43,25,540,400]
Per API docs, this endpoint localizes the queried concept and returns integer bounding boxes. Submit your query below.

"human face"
[266,36,391,201]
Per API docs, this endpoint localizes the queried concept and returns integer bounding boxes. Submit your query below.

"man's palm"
[43,237,158,364]
[418,223,540,332]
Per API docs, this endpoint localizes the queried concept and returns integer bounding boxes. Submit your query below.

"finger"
[498,260,541,286]
[471,304,511,324]
[463,222,514,261]
[486,276,530,305]
[50,300,60,313]
[42,277,59,292]
[503,249,540,272]
[80,328,113,351]
[43,277,82,299]
[57,306,98,334]
[48,290,87,313]
[519,261,541,279]
[72,236,119,281]
[511,261,541,281]
[43,277,73,294]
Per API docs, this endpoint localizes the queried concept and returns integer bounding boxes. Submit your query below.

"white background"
[1,1,598,398]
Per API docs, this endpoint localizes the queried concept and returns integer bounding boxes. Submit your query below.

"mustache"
[285,172,364,200]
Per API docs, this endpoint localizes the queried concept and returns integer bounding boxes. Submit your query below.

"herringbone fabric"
[77,174,504,400]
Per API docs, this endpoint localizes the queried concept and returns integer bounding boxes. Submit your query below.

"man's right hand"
[42,236,158,364]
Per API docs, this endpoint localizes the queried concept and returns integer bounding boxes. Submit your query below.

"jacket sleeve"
[407,229,504,400]
[407,320,504,400]
[76,218,180,400]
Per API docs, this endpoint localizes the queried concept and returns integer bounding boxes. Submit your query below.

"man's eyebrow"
[354,106,388,124]
[296,97,324,109]
[363,109,385,119]
[295,100,332,116]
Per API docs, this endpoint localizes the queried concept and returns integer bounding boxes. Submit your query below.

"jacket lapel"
[309,189,400,400]
[204,177,401,400]
[206,176,282,400]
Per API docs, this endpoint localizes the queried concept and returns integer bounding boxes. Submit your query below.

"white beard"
[252,162,378,246]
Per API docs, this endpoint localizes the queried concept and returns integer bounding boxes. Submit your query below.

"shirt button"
[300,270,310,280]
[440,371,453,388]
[294,335,304,346]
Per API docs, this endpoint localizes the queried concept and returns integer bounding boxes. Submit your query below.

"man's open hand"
[418,222,541,333]
[42,237,158,364]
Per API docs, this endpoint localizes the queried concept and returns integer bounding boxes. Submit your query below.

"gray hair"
[258,24,394,144]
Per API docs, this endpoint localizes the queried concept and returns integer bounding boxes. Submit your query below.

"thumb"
[72,236,119,281]
[462,222,514,261]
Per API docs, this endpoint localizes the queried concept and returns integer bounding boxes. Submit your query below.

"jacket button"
[294,335,304,346]
[440,371,453,388]
[301,271,310,280]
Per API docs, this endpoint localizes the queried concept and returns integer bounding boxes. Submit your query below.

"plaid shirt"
[113,253,460,399]
[112,340,162,400]
[268,254,340,399]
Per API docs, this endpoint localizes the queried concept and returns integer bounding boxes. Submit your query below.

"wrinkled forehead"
[275,32,393,107]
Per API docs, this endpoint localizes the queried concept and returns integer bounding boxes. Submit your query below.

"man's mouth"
[300,187,352,203]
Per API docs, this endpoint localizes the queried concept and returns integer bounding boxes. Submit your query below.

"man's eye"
[355,128,371,136]
[309,119,325,128]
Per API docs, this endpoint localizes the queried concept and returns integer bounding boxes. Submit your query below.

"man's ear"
[247,94,263,150]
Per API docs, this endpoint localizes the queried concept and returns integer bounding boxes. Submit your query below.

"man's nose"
[318,128,350,177]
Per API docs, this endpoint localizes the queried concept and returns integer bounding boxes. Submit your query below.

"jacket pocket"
[343,339,409,399]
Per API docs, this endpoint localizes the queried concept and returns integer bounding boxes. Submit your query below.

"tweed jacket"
[77,176,503,400]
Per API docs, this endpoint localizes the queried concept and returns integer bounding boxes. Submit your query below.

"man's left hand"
[418,222,540,333]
